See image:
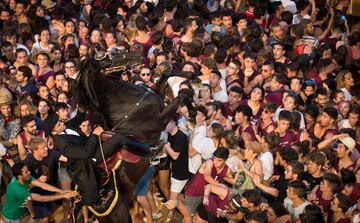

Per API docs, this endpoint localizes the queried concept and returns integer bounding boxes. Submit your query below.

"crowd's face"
[283,96,296,111]
[320,112,333,128]
[20,166,31,181]
[79,44,89,58]
[2,45,14,59]
[40,30,51,43]
[307,160,321,175]
[38,101,49,115]
[260,65,273,79]
[0,105,11,118]
[36,54,49,68]
[140,68,151,83]
[65,21,76,34]
[209,73,220,88]
[116,20,125,32]
[200,86,211,99]
[79,26,90,40]
[24,120,37,135]
[15,3,25,16]
[57,108,70,122]
[344,72,354,88]
[0,10,10,20]
[269,78,282,92]
[290,79,301,94]
[228,91,241,105]
[261,109,272,121]
[79,120,91,136]
[243,57,255,69]
[37,86,49,100]
[55,75,65,89]
[195,111,206,125]
[53,120,66,134]
[105,33,116,46]
[90,30,102,44]
[65,62,76,76]
[34,143,49,158]
[227,62,239,76]
[316,94,329,108]
[222,16,232,29]
[212,17,222,26]
[201,65,212,76]
[334,92,345,104]
[182,64,195,72]
[334,143,348,158]
[237,19,247,30]
[35,6,45,17]
[57,93,69,104]
[272,26,283,40]
[284,165,295,180]
[52,49,62,62]
[250,87,262,102]
[272,45,284,60]
[16,51,27,65]
[277,119,290,133]
[348,112,359,127]
[235,111,245,125]
[15,71,25,83]
[212,157,225,169]
[20,104,31,116]
[330,197,341,212]
[303,86,314,97]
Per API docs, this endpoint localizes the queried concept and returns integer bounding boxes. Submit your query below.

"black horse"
[74,50,195,222]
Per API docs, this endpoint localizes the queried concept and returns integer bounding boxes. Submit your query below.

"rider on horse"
[46,115,159,206]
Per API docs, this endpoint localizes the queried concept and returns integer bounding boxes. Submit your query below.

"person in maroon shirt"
[308,173,341,221]
[235,104,257,148]
[274,110,295,148]
[258,103,277,136]
[330,193,353,223]
[311,106,338,143]
[223,86,242,122]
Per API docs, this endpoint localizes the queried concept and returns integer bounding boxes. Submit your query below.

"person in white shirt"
[284,180,311,222]
[210,70,228,103]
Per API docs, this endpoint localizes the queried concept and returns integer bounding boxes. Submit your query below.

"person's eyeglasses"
[141,73,151,76]
[65,66,75,69]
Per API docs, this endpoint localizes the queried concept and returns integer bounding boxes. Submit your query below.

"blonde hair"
[28,137,46,151]
[335,70,351,89]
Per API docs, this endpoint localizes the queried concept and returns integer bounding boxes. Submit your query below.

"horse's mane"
[78,58,101,107]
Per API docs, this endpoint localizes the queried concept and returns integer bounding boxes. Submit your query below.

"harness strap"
[98,135,110,185]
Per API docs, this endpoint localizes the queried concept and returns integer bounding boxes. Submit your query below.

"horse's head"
[88,45,144,76]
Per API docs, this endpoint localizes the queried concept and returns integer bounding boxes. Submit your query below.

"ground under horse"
[74,51,194,222]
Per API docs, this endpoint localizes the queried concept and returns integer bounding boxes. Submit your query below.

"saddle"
[97,131,141,171]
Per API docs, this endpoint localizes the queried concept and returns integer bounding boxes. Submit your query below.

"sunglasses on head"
[305,79,315,85]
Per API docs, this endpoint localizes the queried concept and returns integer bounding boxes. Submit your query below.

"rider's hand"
[93,126,104,136]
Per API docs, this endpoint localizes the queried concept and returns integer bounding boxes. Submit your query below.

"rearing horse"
[74,50,194,222]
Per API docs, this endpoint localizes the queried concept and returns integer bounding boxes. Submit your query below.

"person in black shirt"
[24,137,67,222]
[302,151,325,191]
[163,118,190,219]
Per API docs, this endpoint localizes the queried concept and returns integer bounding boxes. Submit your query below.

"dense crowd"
[0,0,359,223]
